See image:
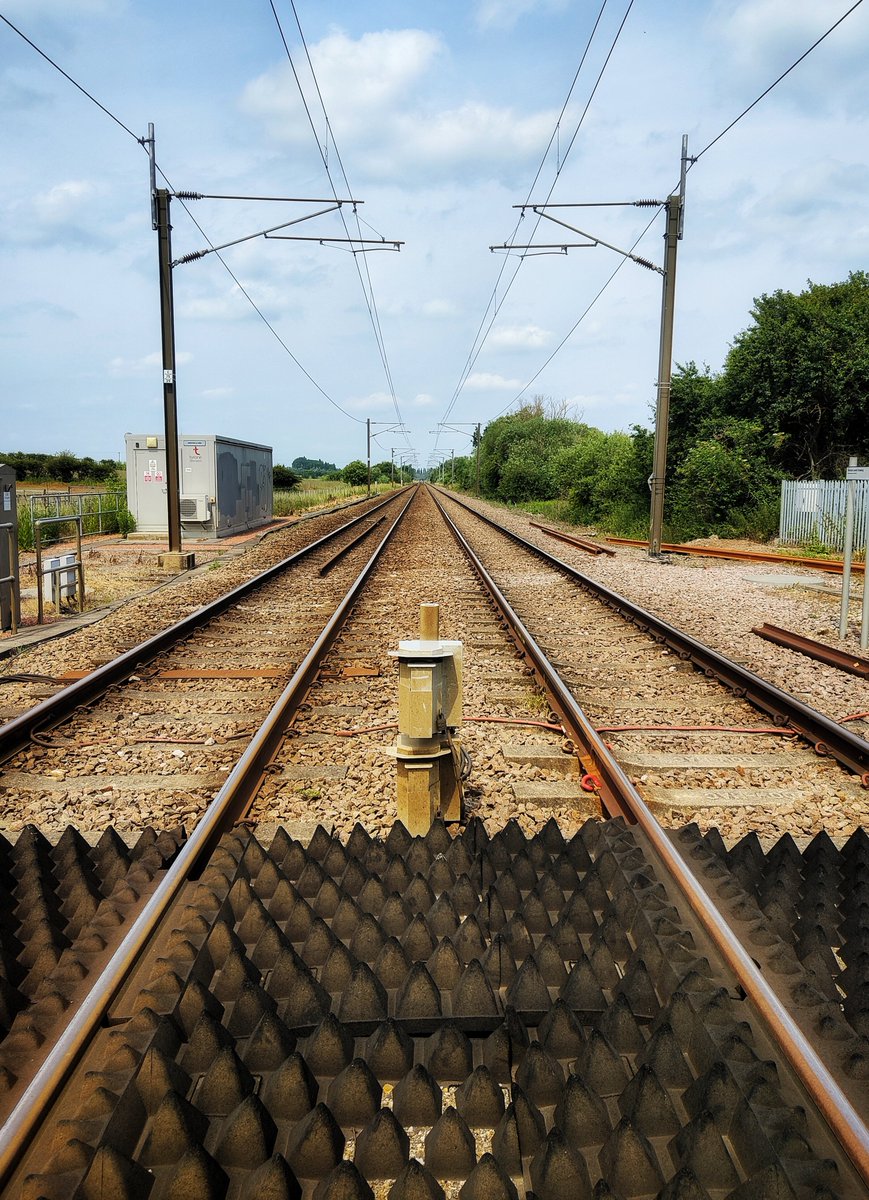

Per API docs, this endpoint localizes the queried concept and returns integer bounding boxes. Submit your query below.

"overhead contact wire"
[438,0,612,438]
[0,11,356,423]
[491,0,865,415]
[288,0,406,436]
[271,0,408,442]
[440,0,634,431]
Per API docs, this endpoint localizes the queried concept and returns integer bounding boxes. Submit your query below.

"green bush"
[116,507,136,538]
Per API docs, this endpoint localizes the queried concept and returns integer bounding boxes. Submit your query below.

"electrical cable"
[0,11,363,425]
[0,12,140,142]
[438,0,635,434]
[478,1,866,423]
[491,205,660,419]
[156,165,366,423]
[270,0,410,447]
[439,0,612,431]
[693,0,864,163]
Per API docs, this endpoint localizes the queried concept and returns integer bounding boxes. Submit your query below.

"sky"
[2,0,868,474]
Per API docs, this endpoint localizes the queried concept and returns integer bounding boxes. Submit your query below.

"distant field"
[273,478,394,515]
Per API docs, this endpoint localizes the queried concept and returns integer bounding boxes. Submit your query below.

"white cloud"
[109,350,192,377]
[241,28,560,182]
[241,29,442,137]
[34,181,96,220]
[712,0,869,104]
[489,323,552,348]
[475,0,569,31]
[465,372,521,390]
[410,393,436,408]
[421,299,458,318]
[343,390,396,413]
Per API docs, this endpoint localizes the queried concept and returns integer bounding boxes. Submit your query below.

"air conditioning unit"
[179,495,210,523]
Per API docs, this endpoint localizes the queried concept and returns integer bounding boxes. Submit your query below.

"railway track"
[0,483,866,1197]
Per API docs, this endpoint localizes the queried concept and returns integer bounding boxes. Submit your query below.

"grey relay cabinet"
[125,434,273,539]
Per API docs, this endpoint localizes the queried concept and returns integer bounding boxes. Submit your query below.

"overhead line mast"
[491,136,691,558]
[143,124,402,557]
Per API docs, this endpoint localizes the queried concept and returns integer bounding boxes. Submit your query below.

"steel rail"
[0,489,409,765]
[429,486,869,1188]
[606,536,865,574]
[753,622,869,680]
[431,490,637,822]
[0,487,417,1191]
[528,520,615,555]
[435,489,869,785]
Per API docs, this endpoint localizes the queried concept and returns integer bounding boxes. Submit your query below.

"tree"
[665,362,725,470]
[720,271,869,478]
[341,459,368,486]
[273,464,301,489]
[478,402,588,502]
[292,456,337,477]
[670,419,780,536]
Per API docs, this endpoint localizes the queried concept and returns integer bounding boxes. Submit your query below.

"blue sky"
[2,0,867,472]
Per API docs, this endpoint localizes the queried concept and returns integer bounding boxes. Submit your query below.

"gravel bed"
[251,487,594,840]
[455,493,869,729]
[0,497,408,838]
[2,485,867,847]
[438,491,869,843]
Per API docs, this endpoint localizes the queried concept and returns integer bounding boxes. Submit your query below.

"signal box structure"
[125,434,273,540]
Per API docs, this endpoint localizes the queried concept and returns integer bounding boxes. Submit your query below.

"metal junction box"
[0,464,20,632]
[125,434,273,539]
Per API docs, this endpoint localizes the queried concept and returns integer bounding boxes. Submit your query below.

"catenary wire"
[693,0,864,162]
[0,12,140,141]
[0,10,362,425]
[439,0,612,430]
[270,0,409,444]
[287,0,407,444]
[482,0,865,426]
[438,0,634,433]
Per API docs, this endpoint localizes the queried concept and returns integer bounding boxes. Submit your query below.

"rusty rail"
[430,485,869,1188]
[529,521,615,555]
[0,489,408,764]
[605,536,864,574]
[436,490,869,787]
[753,622,869,679]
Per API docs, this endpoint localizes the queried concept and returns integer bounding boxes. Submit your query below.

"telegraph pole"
[648,190,682,556]
[145,122,402,547]
[493,136,689,558]
[155,187,183,557]
[367,419,371,496]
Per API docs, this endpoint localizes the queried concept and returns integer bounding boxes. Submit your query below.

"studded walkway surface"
[5,817,867,1199]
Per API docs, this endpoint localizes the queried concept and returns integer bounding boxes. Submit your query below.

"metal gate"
[779,479,869,551]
